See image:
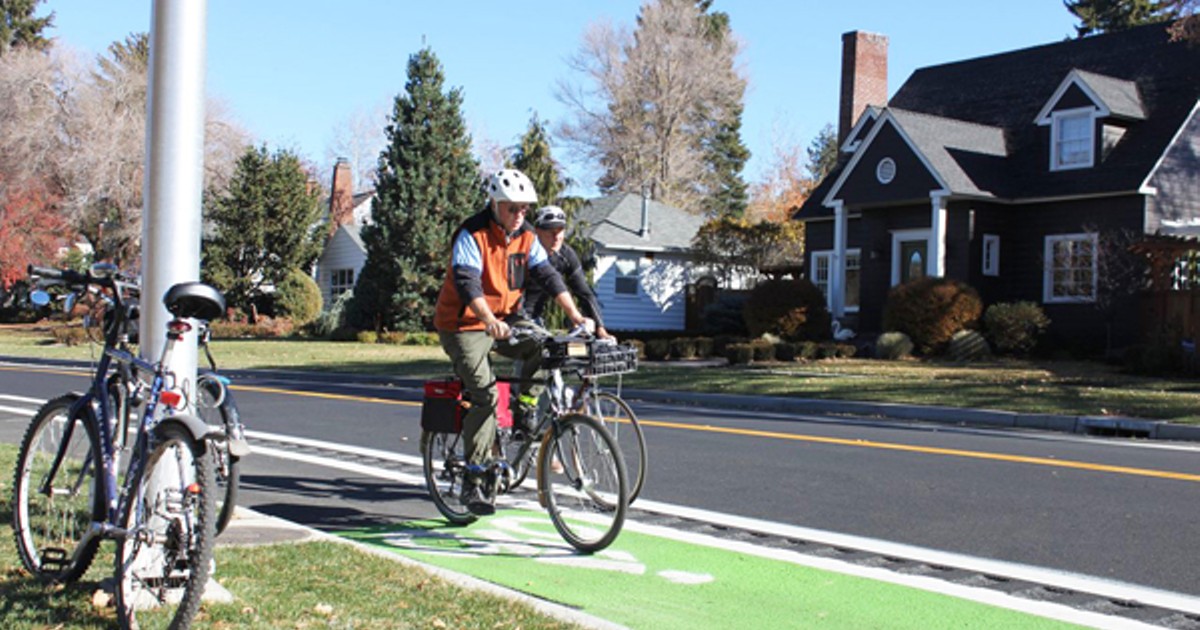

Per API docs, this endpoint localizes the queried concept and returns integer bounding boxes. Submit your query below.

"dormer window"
[1051,108,1095,170]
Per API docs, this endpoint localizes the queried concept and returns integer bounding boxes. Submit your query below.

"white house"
[577,193,706,331]
[313,158,373,307]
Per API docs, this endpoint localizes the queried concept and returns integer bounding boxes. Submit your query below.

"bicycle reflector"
[167,320,192,334]
[159,390,183,409]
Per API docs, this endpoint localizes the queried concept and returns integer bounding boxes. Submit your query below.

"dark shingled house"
[795,22,1200,350]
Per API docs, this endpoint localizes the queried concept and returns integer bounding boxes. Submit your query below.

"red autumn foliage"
[0,180,68,290]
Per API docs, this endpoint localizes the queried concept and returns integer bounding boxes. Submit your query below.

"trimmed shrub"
[330,326,360,342]
[725,343,753,365]
[379,331,405,344]
[795,341,819,361]
[274,269,323,327]
[712,335,747,358]
[882,277,983,355]
[694,337,714,358]
[743,279,832,342]
[626,339,646,360]
[774,342,798,362]
[669,337,699,359]
[875,332,914,360]
[749,339,776,362]
[357,330,378,344]
[644,338,671,361]
[984,301,1050,356]
[949,329,991,362]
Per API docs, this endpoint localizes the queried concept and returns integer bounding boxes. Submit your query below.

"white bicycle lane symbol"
[381,514,714,585]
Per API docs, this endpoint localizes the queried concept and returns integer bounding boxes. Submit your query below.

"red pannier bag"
[420,378,513,433]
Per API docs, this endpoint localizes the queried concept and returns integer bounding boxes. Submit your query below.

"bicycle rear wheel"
[498,428,536,490]
[537,413,627,553]
[587,391,646,504]
[197,376,239,535]
[12,394,105,582]
[114,422,216,630]
[421,431,478,525]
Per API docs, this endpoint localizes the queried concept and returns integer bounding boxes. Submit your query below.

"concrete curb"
[5,355,1198,443]
[220,508,627,630]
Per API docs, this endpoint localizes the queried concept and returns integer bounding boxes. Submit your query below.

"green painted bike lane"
[343,508,1095,629]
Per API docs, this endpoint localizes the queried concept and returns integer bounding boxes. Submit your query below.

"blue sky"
[43,1,1079,197]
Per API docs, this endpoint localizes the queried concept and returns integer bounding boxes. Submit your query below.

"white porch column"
[831,201,847,318]
[928,194,948,278]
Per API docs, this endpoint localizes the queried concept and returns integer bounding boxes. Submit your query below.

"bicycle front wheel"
[587,391,647,504]
[114,423,216,630]
[197,376,239,535]
[421,431,478,525]
[537,413,627,553]
[12,394,105,582]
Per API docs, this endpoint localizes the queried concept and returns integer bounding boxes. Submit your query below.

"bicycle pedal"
[39,547,68,571]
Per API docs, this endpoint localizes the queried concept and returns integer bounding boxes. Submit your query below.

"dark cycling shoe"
[461,484,495,516]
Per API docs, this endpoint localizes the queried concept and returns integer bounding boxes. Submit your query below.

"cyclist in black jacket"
[522,205,613,340]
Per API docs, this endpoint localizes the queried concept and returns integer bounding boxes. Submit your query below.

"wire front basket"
[583,343,639,377]
[542,338,639,377]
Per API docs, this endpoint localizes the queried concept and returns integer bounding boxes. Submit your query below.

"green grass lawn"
[0,445,582,629]
[2,323,1197,423]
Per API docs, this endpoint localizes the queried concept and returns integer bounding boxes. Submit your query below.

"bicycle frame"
[38,274,189,558]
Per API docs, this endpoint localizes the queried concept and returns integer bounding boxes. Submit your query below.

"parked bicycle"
[500,336,645,504]
[196,322,250,536]
[420,324,629,553]
[12,264,226,629]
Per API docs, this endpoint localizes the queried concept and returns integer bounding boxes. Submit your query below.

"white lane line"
[246,428,1200,626]
[0,404,37,416]
[0,394,47,405]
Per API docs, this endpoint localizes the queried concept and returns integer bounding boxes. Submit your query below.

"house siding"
[593,249,691,331]
[835,122,943,207]
[314,228,367,307]
[1146,106,1200,232]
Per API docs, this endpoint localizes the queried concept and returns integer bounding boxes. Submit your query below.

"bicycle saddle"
[163,282,226,321]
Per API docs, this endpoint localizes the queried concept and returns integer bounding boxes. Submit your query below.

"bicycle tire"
[11,394,105,582]
[420,431,478,525]
[537,413,627,553]
[114,422,216,630]
[196,376,239,535]
[586,391,647,504]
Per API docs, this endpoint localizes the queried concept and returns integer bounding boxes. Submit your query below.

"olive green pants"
[438,329,542,467]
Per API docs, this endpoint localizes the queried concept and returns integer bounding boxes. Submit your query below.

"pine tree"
[510,114,566,205]
[697,2,749,218]
[351,48,484,332]
[201,145,324,316]
[0,0,54,55]
[806,124,838,182]
[1065,0,1177,36]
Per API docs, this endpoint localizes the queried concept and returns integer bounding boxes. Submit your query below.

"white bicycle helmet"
[534,205,567,229]
[486,169,538,204]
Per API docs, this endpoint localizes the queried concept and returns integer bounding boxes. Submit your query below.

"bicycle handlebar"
[28,265,88,287]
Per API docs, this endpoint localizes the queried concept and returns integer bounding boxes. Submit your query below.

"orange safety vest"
[434,210,536,332]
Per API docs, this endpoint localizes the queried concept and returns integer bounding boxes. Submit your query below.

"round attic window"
[876,157,896,184]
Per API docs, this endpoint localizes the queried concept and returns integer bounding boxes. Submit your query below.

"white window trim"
[891,228,931,286]
[1049,107,1096,171]
[982,234,1000,277]
[1043,233,1098,304]
[613,256,641,297]
[810,249,861,313]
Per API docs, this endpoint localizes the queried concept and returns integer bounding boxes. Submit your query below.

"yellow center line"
[231,384,418,407]
[634,417,1200,483]
[5,364,1194,483]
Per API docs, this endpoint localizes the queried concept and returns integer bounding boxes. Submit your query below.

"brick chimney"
[330,157,354,227]
[838,31,888,146]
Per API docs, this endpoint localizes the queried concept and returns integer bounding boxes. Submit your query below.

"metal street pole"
[140,0,208,392]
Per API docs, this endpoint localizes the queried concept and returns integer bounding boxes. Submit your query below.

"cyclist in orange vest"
[434,168,593,515]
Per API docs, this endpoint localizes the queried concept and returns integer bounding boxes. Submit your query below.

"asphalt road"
[2,361,1198,602]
